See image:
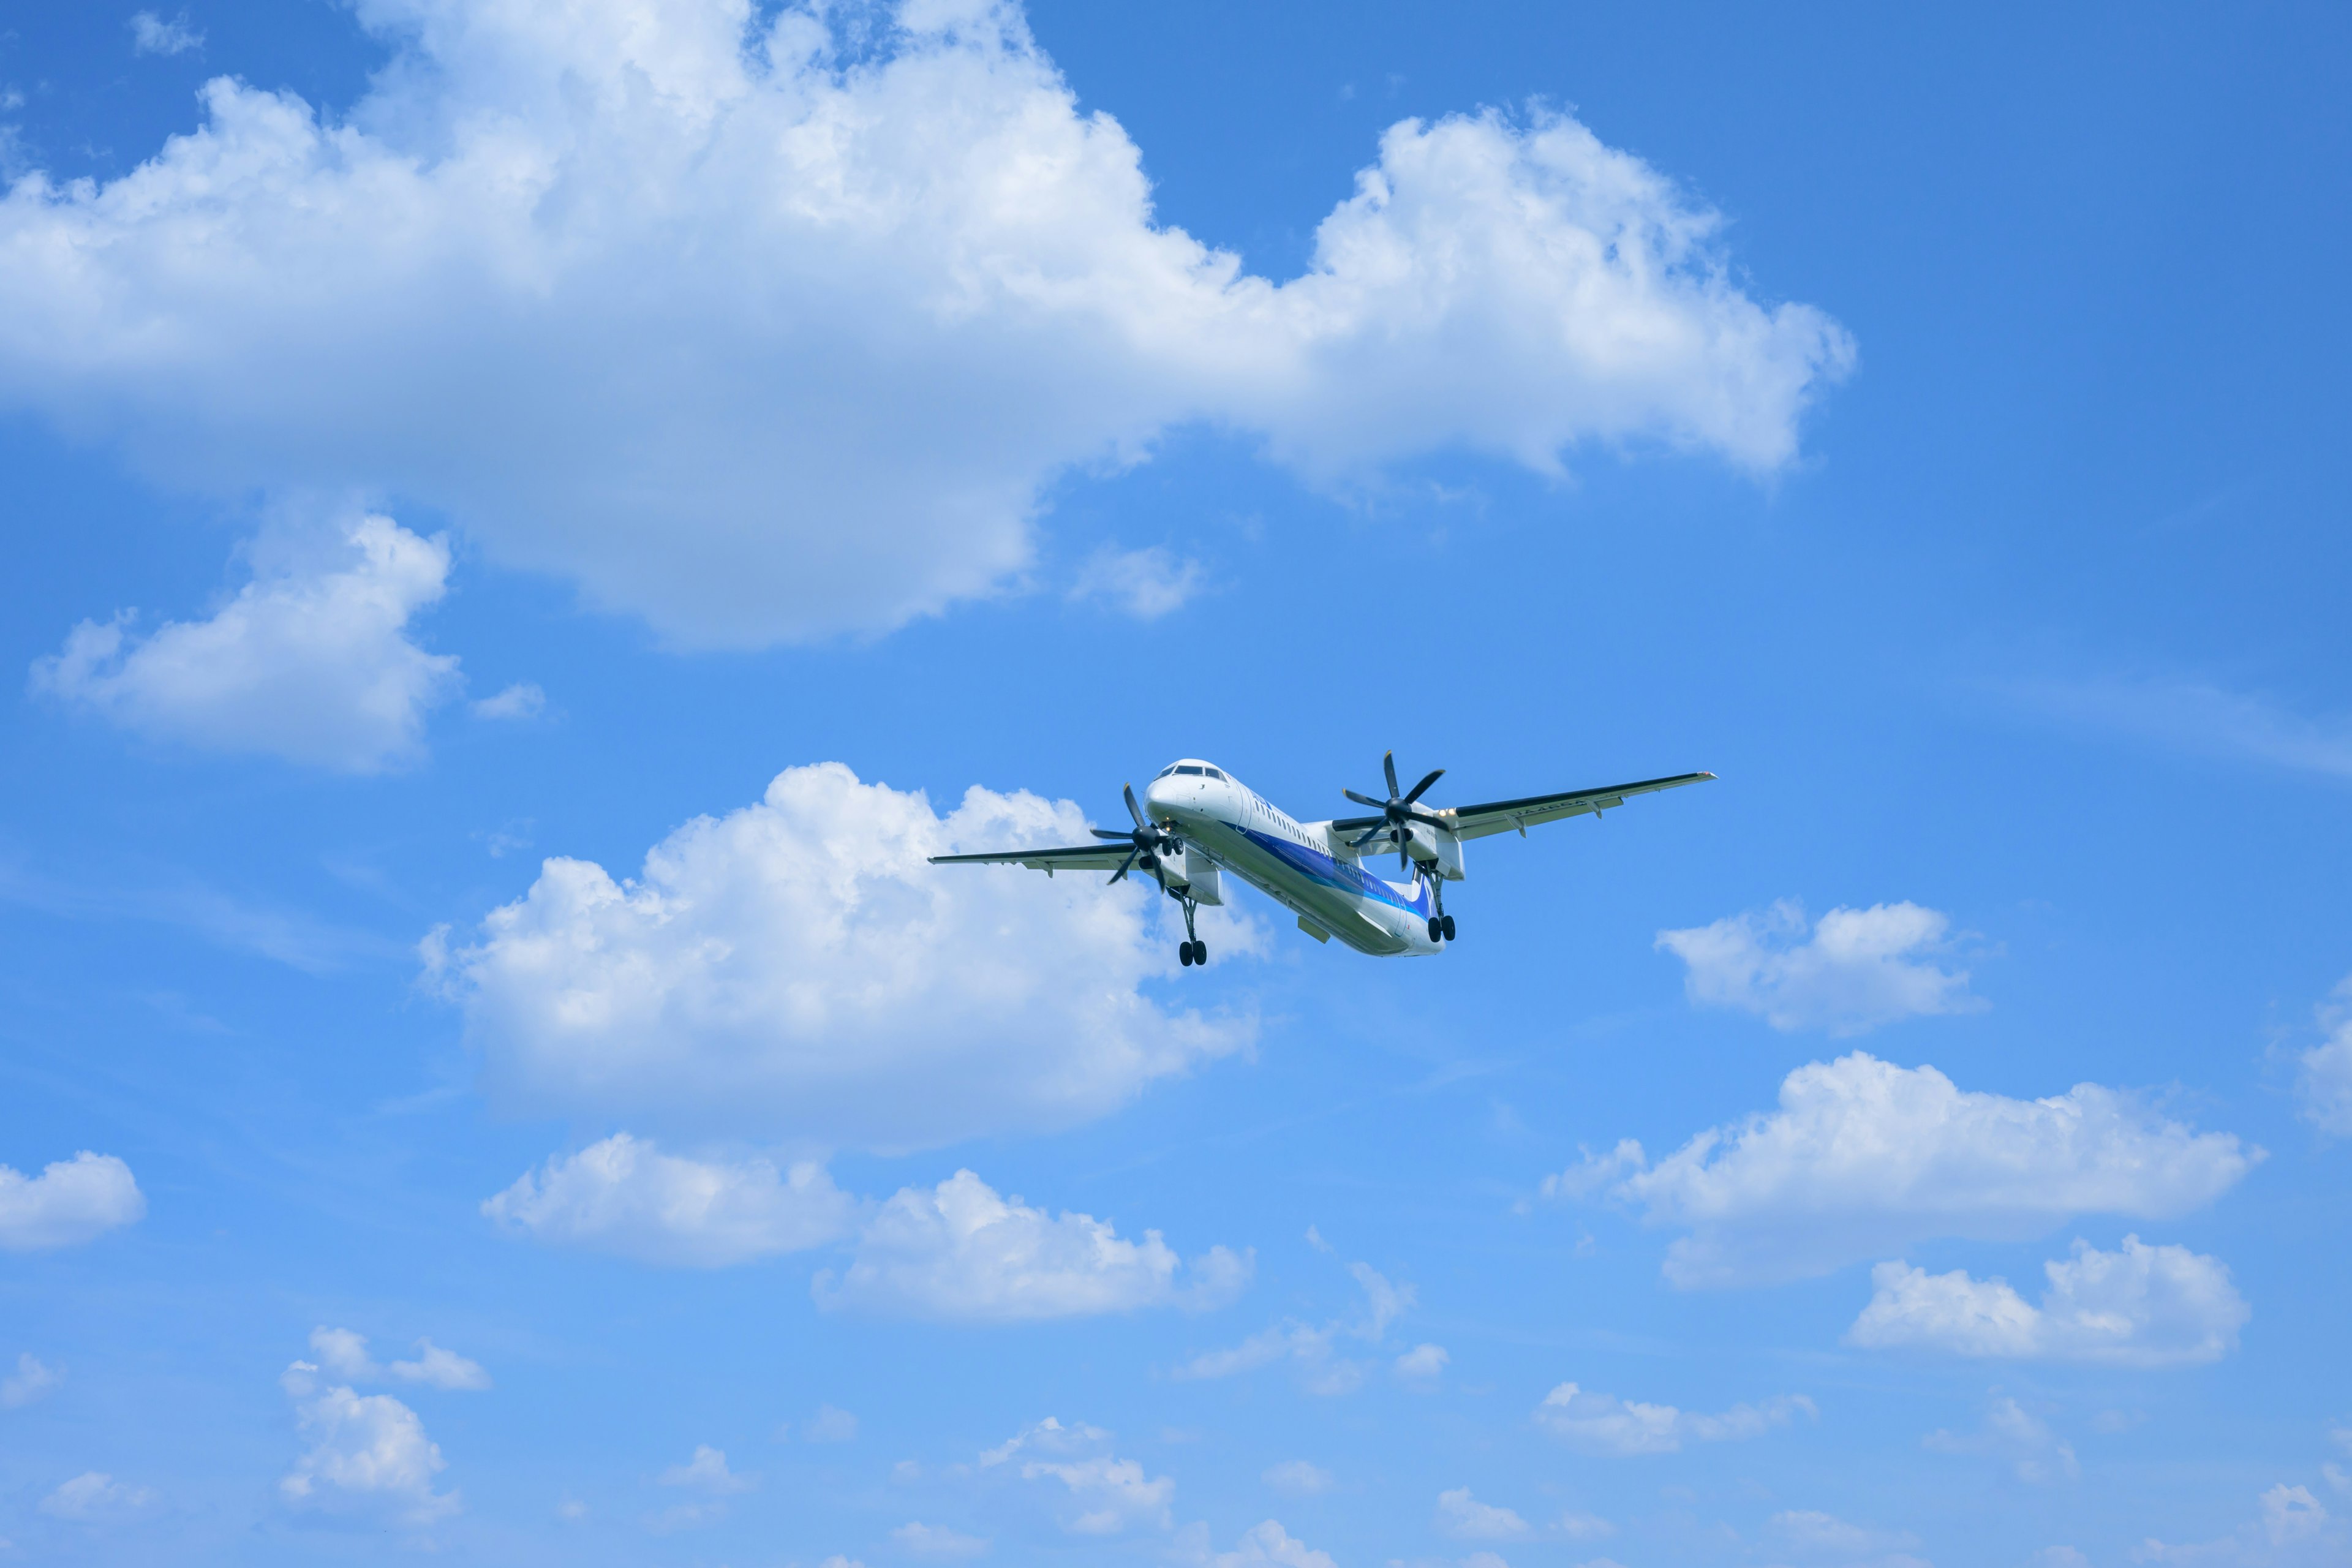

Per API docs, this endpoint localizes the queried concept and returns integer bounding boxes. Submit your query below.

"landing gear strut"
[1425,869,1457,944]
[1172,888,1207,967]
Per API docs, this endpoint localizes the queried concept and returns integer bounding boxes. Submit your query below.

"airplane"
[930,750,1714,964]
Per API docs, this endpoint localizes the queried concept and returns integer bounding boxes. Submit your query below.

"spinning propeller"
[1345,750,1447,872]
[1091,783,1183,888]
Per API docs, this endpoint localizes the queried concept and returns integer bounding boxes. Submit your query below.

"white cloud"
[2298,978,2352,1136]
[481,1134,855,1267]
[39,1472,157,1522]
[1555,1512,1617,1540]
[1575,1052,2256,1286]
[1262,1460,1333,1498]
[1172,1519,1339,1568]
[1,1352,62,1408]
[279,1360,459,1525]
[1656,900,1982,1035]
[432,763,1256,1150]
[29,516,462,772]
[1438,1487,1531,1541]
[129,11,203,56]
[1070,546,1204,619]
[2136,1483,2350,1566]
[1176,1259,1409,1394]
[2013,676,2352,784]
[981,1417,1172,1536]
[1850,1237,2250,1366]
[813,1169,1246,1321]
[306,1327,492,1390]
[892,1521,989,1558]
[470,682,545,721]
[0,0,1848,650]
[1532,1381,1815,1456]
[660,1445,752,1494]
[1395,1342,1449,1381]
[803,1405,859,1443]
[1769,1509,1922,1556]
[0,1151,146,1251]
[1923,1396,2079,1485]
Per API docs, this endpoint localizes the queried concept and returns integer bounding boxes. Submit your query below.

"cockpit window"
[1175,764,1204,775]
[1205,769,1227,781]
[1155,765,1177,778]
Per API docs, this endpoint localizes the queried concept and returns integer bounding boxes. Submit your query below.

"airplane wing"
[928,843,1137,875]
[1332,771,1716,843]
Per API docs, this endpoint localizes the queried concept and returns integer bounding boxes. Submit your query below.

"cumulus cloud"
[0,0,1849,649]
[814,1169,1246,1321]
[1069,546,1204,619]
[1396,1342,1449,1381]
[1850,1237,2250,1365]
[0,1150,146,1250]
[432,763,1254,1149]
[482,1134,856,1266]
[1565,1052,2256,1286]
[660,1445,753,1494]
[2,1352,63,1408]
[1175,1259,1409,1395]
[1923,1396,2079,1485]
[980,1418,1172,1535]
[1438,1488,1531,1540]
[279,1360,459,1525]
[2136,1483,2349,1566]
[39,1472,158,1522]
[1656,900,1983,1034]
[129,11,203,56]
[1770,1509,1922,1557]
[2297,978,2352,1136]
[1171,1519,1339,1568]
[29,516,462,772]
[1532,1381,1815,1456]
[306,1327,492,1390]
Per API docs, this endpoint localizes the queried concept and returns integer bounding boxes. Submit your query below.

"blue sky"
[1,1,2348,1564]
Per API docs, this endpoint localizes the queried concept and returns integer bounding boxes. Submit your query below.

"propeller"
[1089,782,1183,889]
[1343,750,1447,872]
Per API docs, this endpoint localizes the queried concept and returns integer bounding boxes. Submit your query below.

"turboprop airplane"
[930,751,1713,965]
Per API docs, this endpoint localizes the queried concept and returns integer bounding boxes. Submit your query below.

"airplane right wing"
[1425,771,1716,842]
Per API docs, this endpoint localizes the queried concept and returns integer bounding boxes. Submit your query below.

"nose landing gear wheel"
[1428,916,1444,943]
[1442,914,1456,941]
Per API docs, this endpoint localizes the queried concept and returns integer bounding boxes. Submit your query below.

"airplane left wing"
[928,844,1137,875]
[1330,771,1715,844]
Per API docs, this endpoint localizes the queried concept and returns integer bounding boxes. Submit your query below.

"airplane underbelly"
[1207,823,1421,957]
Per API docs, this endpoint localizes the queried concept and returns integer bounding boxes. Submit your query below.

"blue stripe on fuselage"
[1231,824,1428,916]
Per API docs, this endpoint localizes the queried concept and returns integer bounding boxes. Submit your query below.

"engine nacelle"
[1324,821,1464,881]
[1171,846,1223,905]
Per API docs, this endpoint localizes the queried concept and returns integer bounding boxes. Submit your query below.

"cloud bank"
[1849,1236,2250,1365]
[483,1134,857,1267]
[0,0,1850,648]
[1556,1053,2256,1286]
[432,763,1253,1150]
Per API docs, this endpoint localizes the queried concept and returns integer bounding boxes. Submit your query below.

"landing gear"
[1172,888,1205,968]
[1426,873,1458,943]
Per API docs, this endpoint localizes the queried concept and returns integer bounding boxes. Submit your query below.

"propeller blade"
[1109,847,1140,884]
[1382,750,1400,798]
[1089,827,1134,841]
[1349,825,1385,848]
[1124,782,1146,829]
[1343,788,1385,809]
[1403,767,1445,804]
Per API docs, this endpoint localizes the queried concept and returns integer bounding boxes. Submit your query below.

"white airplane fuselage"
[1144,759,1445,957]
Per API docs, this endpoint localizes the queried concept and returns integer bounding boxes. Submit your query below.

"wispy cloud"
[129,11,203,57]
[0,859,398,974]
[2013,674,2352,782]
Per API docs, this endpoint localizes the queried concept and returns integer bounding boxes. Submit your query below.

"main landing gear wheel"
[1178,939,1208,967]
[1180,941,1194,967]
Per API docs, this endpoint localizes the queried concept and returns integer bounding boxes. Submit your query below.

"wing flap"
[1439,771,1714,841]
